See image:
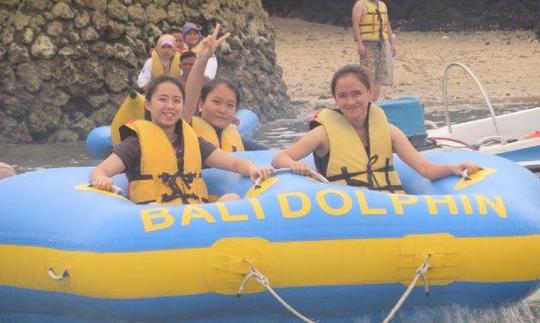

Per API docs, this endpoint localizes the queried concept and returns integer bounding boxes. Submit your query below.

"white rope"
[253,168,329,188]
[48,268,69,281]
[237,258,316,323]
[382,254,431,323]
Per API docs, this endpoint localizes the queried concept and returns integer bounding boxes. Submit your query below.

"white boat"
[381,63,540,175]
[428,107,540,174]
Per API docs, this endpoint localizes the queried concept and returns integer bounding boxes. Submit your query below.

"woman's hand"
[450,162,481,178]
[198,23,231,59]
[249,166,275,182]
[289,161,311,176]
[92,175,114,192]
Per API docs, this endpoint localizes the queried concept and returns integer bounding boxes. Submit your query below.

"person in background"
[352,0,396,101]
[178,51,209,89]
[183,25,269,152]
[182,22,218,80]
[272,64,480,193]
[0,162,15,180]
[137,34,181,91]
[169,27,187,53]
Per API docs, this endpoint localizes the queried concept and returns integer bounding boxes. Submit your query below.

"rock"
[125,22,141,38]
[0,0,289,142]
[0,115,33,143]
[19,28,34,44]
[34,61,53,81]
[88,93,109,109]
[26,0,48,11]
[146,4,167,24]
[51,2,75,20]
[114,43,137,67]
[31,35,57,59]
[26,103,63,140]
[68,31,80,43]
[29,15,46,31]
[107,19,127,39]
[46,21,64,37]
[14,11,32,31]
[72,117,96,138]
[52,129,80,142]
[1,26,14,45]
[74,11,90,29]
[144,22,162,40]
[108,0,129,22]
[166,2,185,23]
[81,27,99,41]
[92,10,108,31]
[128,4,146,25]
[83,0,106,11]
[105,66,129,92]
[89,106,116,125]
[59,47,76,56]
[15,63,41,93]
[7,42,30,64]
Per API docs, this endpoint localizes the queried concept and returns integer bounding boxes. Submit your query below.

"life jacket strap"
[326,155,402,193]
[159,172,207,204]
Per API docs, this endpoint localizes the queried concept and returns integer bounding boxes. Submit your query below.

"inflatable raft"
[1,151,539,322]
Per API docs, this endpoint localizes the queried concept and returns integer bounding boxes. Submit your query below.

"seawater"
[0,104,539,322]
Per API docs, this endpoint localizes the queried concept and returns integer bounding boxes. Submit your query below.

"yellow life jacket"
[359,0,389,41]
[310,105,403,193]
[110,92,146,145]
[191,116,245,152]
[190,42,203,55]
[151,51,181,80]
[120,119,209,204]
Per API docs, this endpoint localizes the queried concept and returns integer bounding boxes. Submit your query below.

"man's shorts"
[359,41,393,85]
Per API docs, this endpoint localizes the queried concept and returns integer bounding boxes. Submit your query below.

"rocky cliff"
[1,0,288,143]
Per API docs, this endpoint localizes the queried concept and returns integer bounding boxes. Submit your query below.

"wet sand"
[271,17,540,111]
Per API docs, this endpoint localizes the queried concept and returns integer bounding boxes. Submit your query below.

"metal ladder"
[442,63,503,139]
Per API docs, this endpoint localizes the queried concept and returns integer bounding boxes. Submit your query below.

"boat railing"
[442,63,503,141]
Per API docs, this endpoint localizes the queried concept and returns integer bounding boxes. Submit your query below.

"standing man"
[352,0,396,101]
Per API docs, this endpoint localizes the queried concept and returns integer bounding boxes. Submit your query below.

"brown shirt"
[113,135,216,182]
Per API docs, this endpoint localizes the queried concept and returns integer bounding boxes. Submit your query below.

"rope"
[237,258,316,323]
[47,268,69,281]
[382,254,431,323]
[253,167,329,189]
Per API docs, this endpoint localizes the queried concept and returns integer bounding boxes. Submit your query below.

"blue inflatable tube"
[0,151,539,322]
[85,108,260,160]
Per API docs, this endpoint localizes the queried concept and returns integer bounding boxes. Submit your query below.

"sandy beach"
[271,17,540,112]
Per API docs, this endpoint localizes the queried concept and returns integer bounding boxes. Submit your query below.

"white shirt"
[137,56,218,89]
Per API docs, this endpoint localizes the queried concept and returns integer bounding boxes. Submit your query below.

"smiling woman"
[182,24,270,152]
[272,64,481,191]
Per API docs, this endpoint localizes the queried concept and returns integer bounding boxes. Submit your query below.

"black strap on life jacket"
[325,155,403,193]
[159,172,208,204]
[375,2,384,47]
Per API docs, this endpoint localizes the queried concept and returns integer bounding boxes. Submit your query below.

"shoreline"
[271,17,540,112]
